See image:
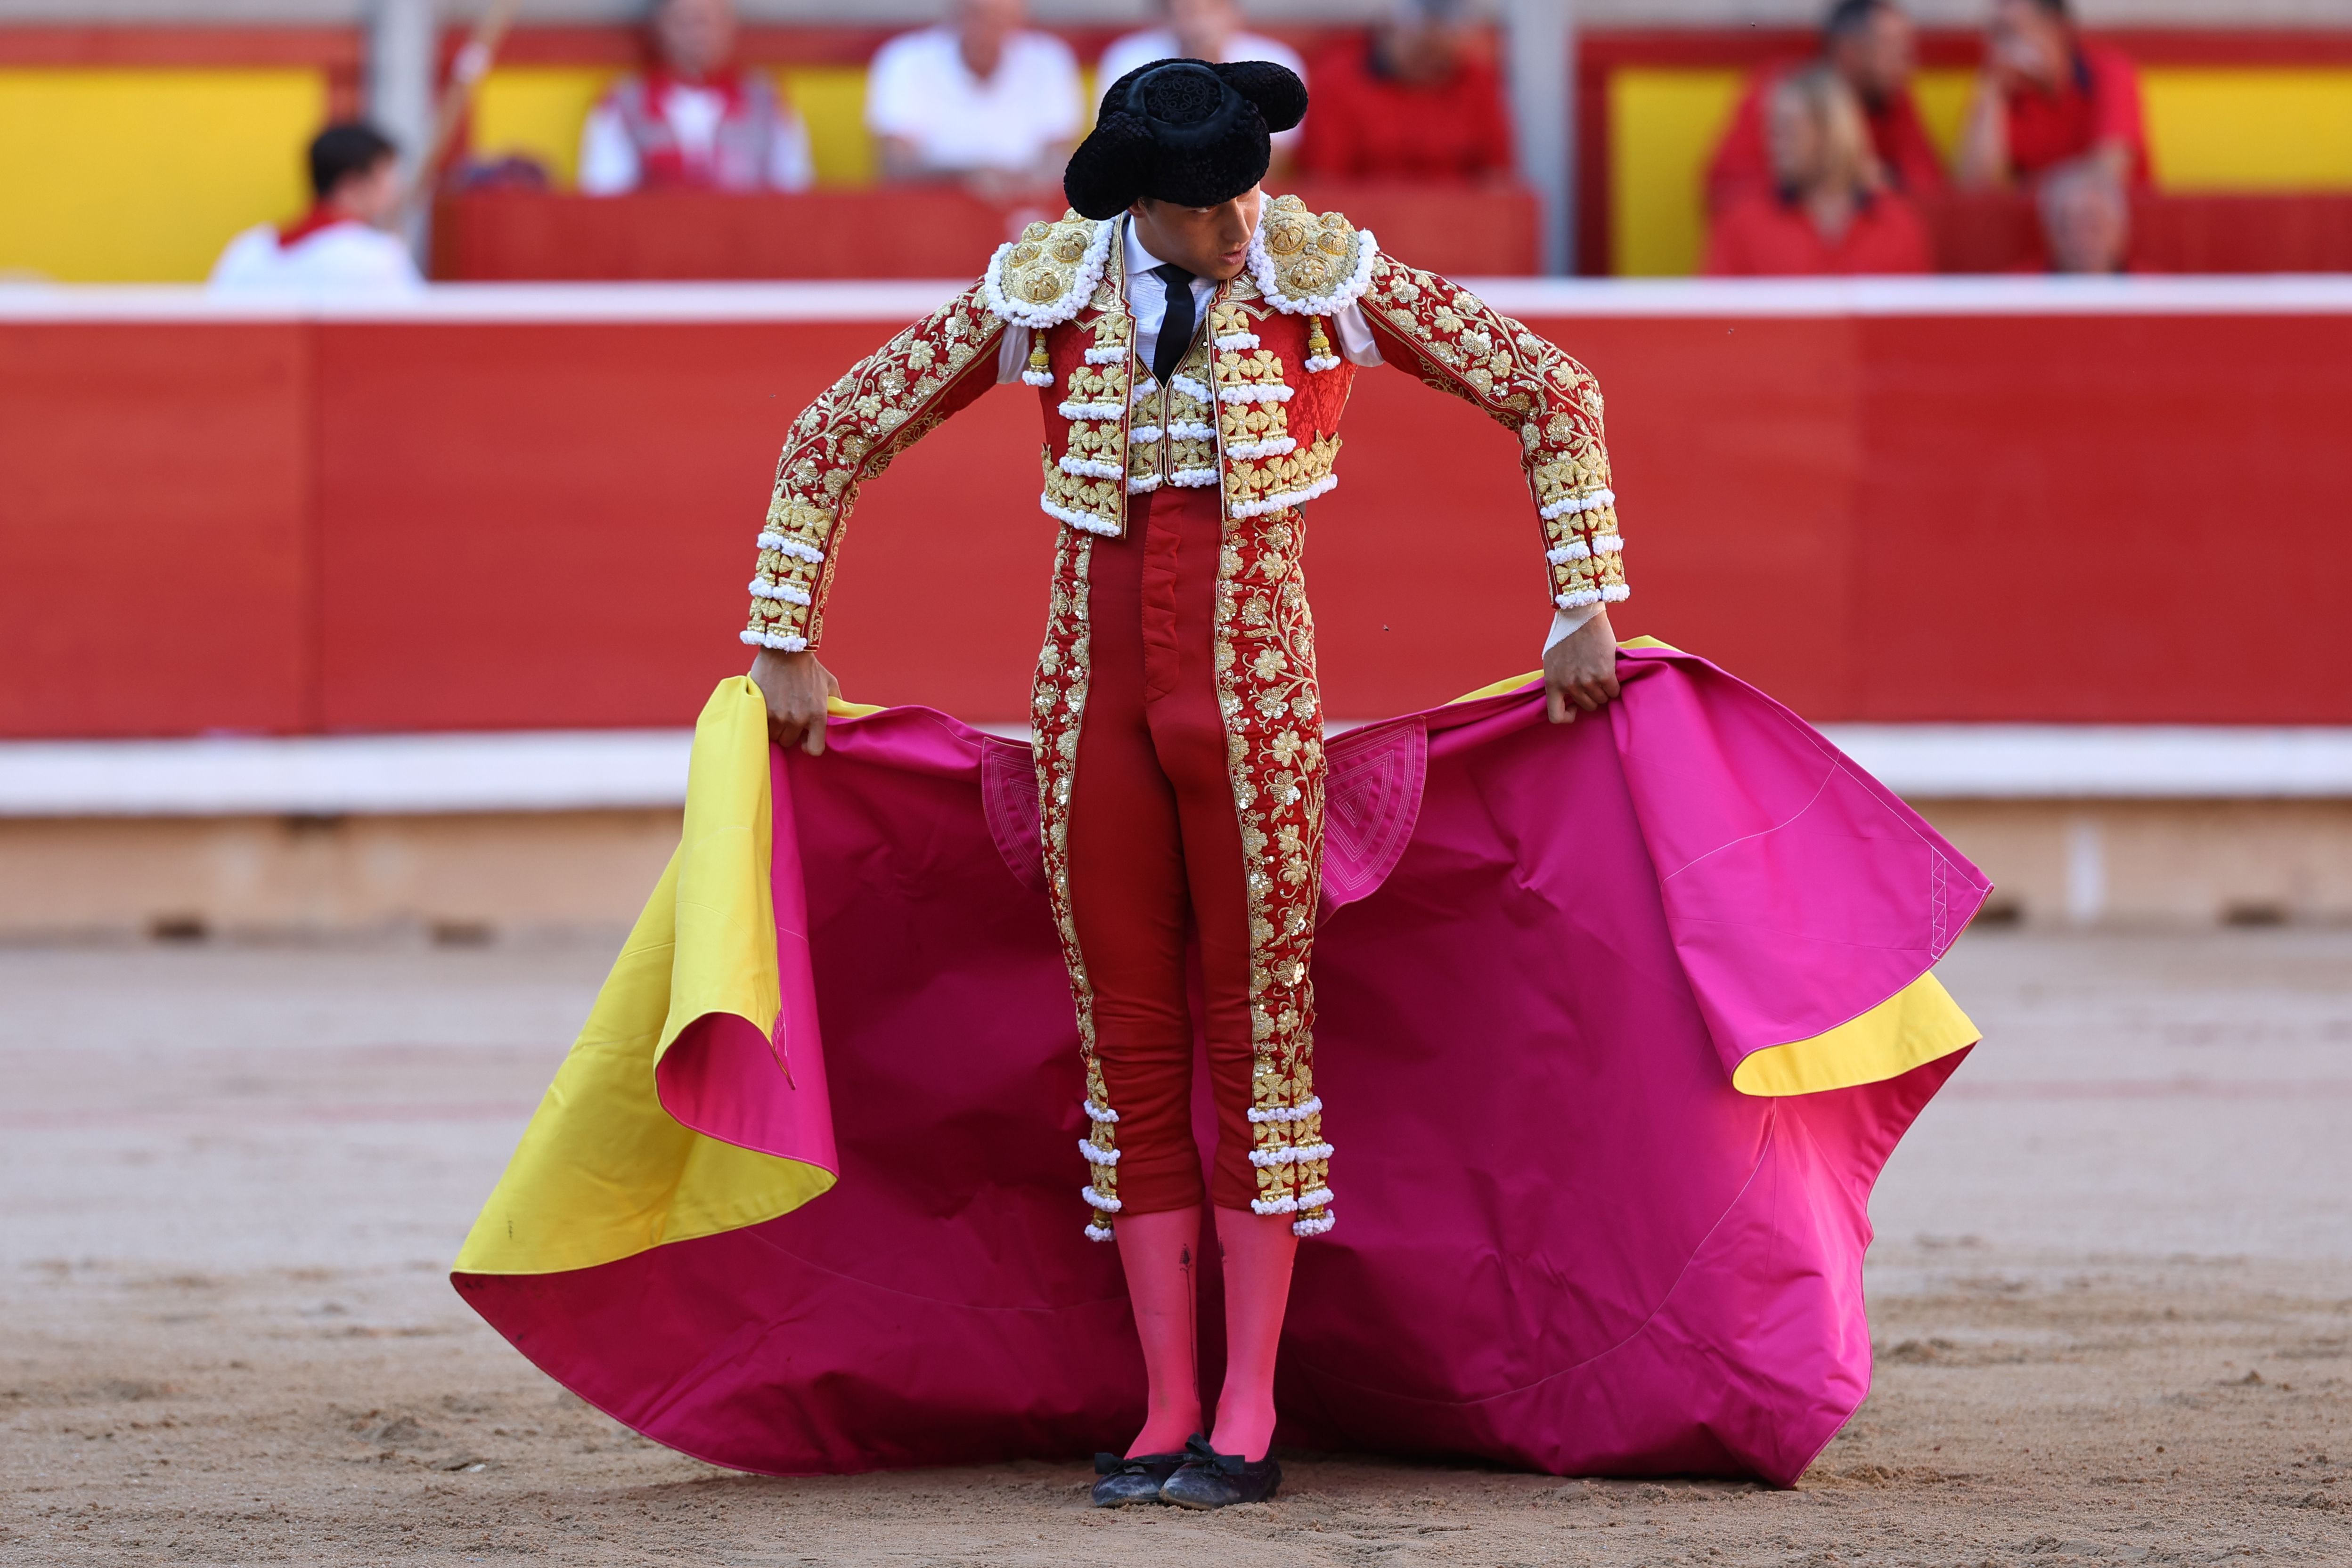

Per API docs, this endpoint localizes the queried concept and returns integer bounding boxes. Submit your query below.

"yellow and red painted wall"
[5,24,2352,280]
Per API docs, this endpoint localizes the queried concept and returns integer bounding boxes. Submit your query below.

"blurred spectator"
[1956,0,2148,189]
[1707,0,1945,217]
[1099,0,1307,159]
[866,0,1083,193]
[578,0,813,195]
[209,122,421,293]
[1703,65,1933,276]
[1295,0,1512,183]
[2035,158,2132,272]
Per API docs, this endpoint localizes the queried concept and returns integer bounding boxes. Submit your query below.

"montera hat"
[1063,58,1309,220]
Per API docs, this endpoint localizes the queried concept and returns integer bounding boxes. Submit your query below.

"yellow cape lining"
[453,678,834,1277]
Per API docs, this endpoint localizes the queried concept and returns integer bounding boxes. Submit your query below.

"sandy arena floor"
[2,927,2348,1566]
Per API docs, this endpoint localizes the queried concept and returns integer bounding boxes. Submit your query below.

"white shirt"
[207,220,423,295]
[1095,28,1309,150]
[865,27,1084,175]
[995,218,1597,652]
[576,81,815,195]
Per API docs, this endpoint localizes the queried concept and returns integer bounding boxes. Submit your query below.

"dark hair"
[2029,0,2072,16]
[308,122,399,199]
[1821,0,1893,41]
[1063,59,1308,219]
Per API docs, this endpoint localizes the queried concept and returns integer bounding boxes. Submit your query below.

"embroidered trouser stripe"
[1066,485,1261,1214]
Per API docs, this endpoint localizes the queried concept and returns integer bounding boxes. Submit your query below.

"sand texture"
[3,930,2349,1566]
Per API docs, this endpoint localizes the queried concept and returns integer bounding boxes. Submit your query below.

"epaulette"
[983,211,1114,330]
[1247,194,1379,317]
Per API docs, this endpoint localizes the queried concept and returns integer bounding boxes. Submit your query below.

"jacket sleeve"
[1357,255,1628,616]
[741,280,1007,651]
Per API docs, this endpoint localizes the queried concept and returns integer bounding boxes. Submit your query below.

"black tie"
[1151,262,1198,386]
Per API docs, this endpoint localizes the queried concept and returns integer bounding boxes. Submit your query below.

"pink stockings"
[1069,485,1299,1462]
[1115,1207,1298,1462]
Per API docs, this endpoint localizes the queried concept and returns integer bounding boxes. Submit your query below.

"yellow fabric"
[1446,634,1678,706]
[1732,972,1978,1096]
[0,68,324,282]
[454,677,833,1276]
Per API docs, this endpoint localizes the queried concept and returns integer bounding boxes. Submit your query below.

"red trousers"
[1067,484,1258,1215]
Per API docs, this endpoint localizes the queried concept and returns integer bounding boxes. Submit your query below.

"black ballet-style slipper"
[1090,1445,1192,1507]
[1157,1432,1282,1509]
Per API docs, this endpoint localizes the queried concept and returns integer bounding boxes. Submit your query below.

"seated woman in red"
[1703,63,1933,278]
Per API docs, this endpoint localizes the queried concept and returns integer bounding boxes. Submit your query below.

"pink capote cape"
[452,643,1987,1487]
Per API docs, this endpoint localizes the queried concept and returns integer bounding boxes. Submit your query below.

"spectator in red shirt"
[1956,0,2149,189]
[1295,0,1513,183]
[1703,64,1934,277]
[1708,0,1945,218]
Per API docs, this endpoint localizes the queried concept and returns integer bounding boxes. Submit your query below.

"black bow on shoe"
[1183,1432,1248,1475]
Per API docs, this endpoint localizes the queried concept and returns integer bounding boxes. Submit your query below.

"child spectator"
[209,122,422,293]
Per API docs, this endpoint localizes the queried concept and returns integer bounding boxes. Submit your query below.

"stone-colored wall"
[4,800,2348,942]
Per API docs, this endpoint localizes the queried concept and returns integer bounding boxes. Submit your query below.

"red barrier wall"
[6,298,2349,738]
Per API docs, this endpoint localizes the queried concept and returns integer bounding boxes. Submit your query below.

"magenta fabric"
[454,647,1986,1485]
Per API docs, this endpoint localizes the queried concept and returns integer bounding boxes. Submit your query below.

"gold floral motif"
[1031,528,1111,1236]
[745,281,1004,646]
[1257,196,1368,308]
[1363,252,1627,609]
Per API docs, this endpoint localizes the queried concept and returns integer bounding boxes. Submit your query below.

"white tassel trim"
[1166,421,1218,442]
[756,532,824,564]
[982,219,1114,329]
[1084,345,1128,365]
[1130,375,1161,399]
[1168,374,1212,404]
[1602,583,1631,602]
[1214,331,1261,351]
[1128,424,1164,445]
[1085,1222,1118,1242]
[1303,354,1342,374]
[1228,471,1337,519]
[1555,588,1601,609]
[1058,454,1126,481]
[1083,1101,1121,1124]
[1042,494,1123,535]
[1592,534,1625,555]
[1546,541,1590,564]
[748,579,811,606]
[1225,435,1296,461]
[1081,1184,1122,1213]
[1247,219,1380,316]
[740,629,808,652]
[1021,369,1055,388]
[1291,1211,1335,1237]
[1058,400,1125,421]
[1249,1186,1336,1217]
[1539,487,1616,521]
[1079,1139,1121,1165]
[1169,467,1220,488]
[1126,474,1163,495]
[1247,1097,1322,1124]
[1217,383,1293,405]
[1248,1142,1336,1168]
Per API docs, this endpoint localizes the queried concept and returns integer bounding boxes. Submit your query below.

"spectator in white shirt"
[578,0,814,195]
[1098,0,1306,160]
[209,122,422,294]
[866,0,1083,195]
